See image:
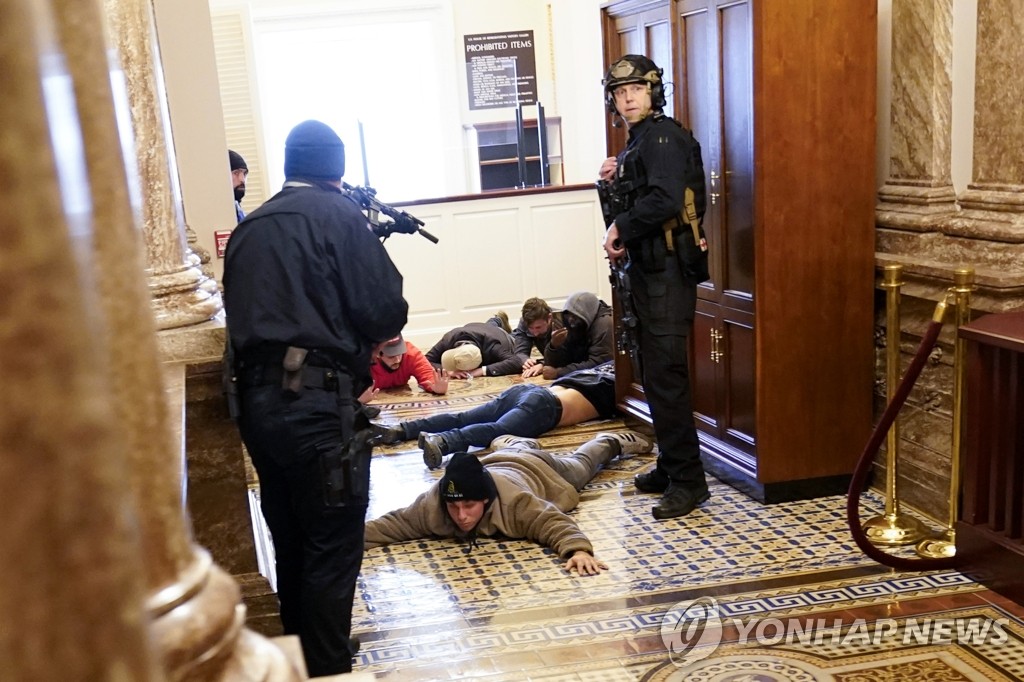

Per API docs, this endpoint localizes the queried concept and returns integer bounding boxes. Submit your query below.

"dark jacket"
[510,312,564,361]
[425,322,518,376]
[543,292,614,378]
[224,184,408,383]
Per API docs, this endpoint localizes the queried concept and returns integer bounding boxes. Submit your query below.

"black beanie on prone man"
[284,119,345,181]
[440,452,497,503]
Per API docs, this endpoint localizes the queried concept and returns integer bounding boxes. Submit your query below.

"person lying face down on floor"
[377,361,619,470]
[364,431,654,576]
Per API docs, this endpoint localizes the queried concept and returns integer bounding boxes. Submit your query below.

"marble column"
[102,0,222,330]
[0,0,158,679]
[876,0,958,229]
[2,0,302,678]
[878,0,1024,313]
[947,0,1024,243]
[57,0,302,679]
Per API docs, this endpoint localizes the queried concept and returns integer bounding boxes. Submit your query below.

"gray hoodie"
[542,291,613,377]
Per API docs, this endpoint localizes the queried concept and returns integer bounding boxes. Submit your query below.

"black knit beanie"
[284,120,345,181]
[228,149,247,172]
[440,452,497,502]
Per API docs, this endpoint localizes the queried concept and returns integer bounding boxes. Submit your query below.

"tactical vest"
[615,116,709,284]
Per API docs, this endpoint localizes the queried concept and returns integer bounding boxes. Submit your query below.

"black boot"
[419,432,447,469]
[634,468,670,493]
[652,482,710,520]
[374,423,407,445]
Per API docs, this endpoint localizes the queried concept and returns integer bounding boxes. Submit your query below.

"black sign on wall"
[464,30,537,110]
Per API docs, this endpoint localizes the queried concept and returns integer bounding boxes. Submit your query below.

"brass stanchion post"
[917,267,974,559]
[863,264,931,545]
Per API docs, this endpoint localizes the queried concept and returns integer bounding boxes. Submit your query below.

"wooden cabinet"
[602,0,877,502]
[957,312,1024,606]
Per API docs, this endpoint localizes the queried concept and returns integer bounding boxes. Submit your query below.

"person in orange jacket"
[366,334,448,402]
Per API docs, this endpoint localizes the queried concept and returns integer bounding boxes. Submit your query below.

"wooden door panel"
[692,301,722,435]
[718,0,755,311]
[721,308,756,454]
[679,4,723,307]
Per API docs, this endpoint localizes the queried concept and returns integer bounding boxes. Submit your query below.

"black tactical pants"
[631,244,706,488]
[238,368,364,676]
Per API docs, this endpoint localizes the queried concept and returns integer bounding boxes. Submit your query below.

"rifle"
[597,180,642,370]
[609,258,642,373]
[343,182,439,244]
[595,179,623,228]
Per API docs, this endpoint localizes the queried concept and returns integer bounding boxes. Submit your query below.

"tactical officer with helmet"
[224,119,408,675]
[598,55,711,520]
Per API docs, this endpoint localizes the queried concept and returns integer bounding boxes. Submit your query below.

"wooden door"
[679,0,757,459]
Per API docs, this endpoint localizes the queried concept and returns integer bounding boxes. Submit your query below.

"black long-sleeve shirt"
[223,185,408,382]
[613,115,701,246]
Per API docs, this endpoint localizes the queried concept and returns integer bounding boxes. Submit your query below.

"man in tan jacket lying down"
[363,431,653,575]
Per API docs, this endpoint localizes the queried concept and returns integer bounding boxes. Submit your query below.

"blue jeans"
[402,384,561,454]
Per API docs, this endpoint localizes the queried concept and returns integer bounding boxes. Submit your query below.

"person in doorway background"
[229,149,248,222]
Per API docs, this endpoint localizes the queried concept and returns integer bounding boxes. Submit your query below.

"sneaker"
[490,434,541,450]
[596,430,654,456]
[652,482,710,520]
[375,423,407,445]
[419,432,447,469]
[634,468,670,494]
[496,310,511,333]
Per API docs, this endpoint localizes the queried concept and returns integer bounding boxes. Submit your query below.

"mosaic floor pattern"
[278,376,1024,680]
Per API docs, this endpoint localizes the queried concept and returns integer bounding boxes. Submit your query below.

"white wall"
[153,0,237,281]
[377,188,611,350]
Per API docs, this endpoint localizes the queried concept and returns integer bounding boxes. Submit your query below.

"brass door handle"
[710,328,722,363]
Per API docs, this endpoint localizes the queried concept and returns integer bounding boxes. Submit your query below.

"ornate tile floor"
[341,377,1024,680]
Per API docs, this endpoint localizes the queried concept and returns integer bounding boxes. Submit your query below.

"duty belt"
[239,363,346,392]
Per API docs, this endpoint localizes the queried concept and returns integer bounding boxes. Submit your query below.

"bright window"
[252,7,462,202]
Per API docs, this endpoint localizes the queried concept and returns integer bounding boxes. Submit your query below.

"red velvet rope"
[846,318,958,571]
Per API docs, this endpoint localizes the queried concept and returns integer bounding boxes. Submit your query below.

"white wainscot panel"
[449,208,524,310]
[390,187,607,349]
[529,202,603,299]
[380,211,447,316]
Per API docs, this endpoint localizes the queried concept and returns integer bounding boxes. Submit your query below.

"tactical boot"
[634,468,670,494]
[419,433,448,469]
[490,434,541,450]
[375,423,407,445]
[596,430,654,456]
[652,482,710,520]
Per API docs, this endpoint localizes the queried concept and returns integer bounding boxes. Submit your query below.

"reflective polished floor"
[349,376,1024,681]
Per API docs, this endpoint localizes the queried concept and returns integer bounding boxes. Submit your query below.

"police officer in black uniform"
[599,55,711,520]
[223,119,408,675]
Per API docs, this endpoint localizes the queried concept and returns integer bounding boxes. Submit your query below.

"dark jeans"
[238,377,364,676]
[631,246,706,488]
[402,384,562,453]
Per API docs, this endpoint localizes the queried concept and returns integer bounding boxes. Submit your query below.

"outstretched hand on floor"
[565,550,608,576]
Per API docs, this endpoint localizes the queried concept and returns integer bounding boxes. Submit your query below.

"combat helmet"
[602,54,666,114]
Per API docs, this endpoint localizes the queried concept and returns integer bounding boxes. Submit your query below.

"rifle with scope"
[342,182,438,244]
